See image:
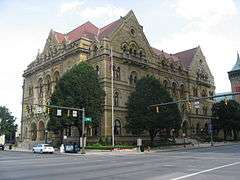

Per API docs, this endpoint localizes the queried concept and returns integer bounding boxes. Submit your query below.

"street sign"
[85,117,92,123]
[72,110,78,117]
[208,123,212,133]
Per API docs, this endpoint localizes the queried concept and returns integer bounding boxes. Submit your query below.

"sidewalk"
[8,141,240,155]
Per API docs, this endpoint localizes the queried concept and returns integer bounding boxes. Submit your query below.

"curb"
[151,143,240,153]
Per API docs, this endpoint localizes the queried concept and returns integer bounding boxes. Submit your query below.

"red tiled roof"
[174,47,198,68]
[98,18,123,39]
[66,21,99,42]
[51,18,123,43]
[152,47,179,62]
[53,31,65,43]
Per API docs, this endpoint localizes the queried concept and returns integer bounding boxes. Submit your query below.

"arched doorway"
[37,121,45,141]
[30,122,37,141]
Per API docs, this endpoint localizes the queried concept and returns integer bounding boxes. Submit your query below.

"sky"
[0,0,240,127]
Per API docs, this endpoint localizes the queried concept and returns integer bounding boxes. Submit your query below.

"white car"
[33,144,54,154]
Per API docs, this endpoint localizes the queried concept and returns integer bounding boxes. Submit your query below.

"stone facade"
[228,53,240,103]
[21,10,215,144]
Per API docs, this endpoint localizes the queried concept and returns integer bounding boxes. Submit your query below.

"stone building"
[228,52,240,103]
[21,10,215,145]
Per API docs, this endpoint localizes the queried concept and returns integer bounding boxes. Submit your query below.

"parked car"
[32,144,54,154]
[0,144,4,150]
[64,143,80,153]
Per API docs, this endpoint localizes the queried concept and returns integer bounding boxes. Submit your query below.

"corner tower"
[228,52,240,103]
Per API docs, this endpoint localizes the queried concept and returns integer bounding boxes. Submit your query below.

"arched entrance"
[30,122,37,141]
[37,121,45,141]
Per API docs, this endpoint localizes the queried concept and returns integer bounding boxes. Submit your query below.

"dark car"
[0,144,4,150]
[64,143,80,153]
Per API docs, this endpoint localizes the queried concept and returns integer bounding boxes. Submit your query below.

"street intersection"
[0,144,240,180]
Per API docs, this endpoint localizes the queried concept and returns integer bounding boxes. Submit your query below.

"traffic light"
[156,106,159,113]
[224,98,228,106]
[45,107,51,114]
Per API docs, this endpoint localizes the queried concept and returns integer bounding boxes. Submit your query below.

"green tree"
[0,106,17,142]
[126,76,182,146]
[47,62,105,143]
[212,100,240,140]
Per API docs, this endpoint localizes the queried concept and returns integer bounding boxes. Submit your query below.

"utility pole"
[81,108,86,154]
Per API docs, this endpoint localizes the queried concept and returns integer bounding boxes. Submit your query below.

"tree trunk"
[149,130,155,147]
[60,129,64,144]
[224,129,227,141]
[233,129,238,141]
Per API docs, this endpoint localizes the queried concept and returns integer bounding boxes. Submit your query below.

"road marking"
[171,161,240,180]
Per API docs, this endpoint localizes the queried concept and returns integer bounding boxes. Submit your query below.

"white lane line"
[171,161,240,180]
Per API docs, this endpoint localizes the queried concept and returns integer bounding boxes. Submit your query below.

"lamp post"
[45,130,48,144]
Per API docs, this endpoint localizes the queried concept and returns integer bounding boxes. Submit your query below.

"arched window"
[113,65,116,79]
[123,44,127,53]
[163,80,168,89]
[45,75,51,98]
[139,50,143,58]
[53,71,60,82]
[180,84,185,98]
[201,89,207,97]
[129,74,133,85]
[172,82,177,96]
[96,65,100,76]
[114,120,121,135]
[114,92,119,106]
[38,78,43,99]
[129,71,137,85]
[116,67,120,80]
[193,87,198,97]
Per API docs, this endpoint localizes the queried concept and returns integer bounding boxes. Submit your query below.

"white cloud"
[175,0,237,30]
[59,1,127,20]
[80,5,127,20]
[59,1,84,14]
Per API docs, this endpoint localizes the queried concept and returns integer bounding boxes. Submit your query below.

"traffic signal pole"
[23,103,87,153]
[149,92,240,147]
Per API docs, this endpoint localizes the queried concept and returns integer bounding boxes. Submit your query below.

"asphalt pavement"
[0,144,240,180]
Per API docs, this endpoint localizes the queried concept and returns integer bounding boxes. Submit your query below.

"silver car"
[33,144,54,154]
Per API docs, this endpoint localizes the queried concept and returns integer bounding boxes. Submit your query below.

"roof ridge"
[174,46,198,55]
[67,21,99,35]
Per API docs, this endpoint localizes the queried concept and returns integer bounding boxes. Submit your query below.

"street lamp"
[45,130,48,144]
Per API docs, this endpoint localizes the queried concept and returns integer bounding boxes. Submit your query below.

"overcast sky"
[1,0,240,126]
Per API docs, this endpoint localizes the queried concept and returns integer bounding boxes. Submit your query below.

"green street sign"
[85,117,92,123]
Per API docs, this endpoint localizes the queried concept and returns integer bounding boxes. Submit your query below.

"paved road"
[0,144,240,180]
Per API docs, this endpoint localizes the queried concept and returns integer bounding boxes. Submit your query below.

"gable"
[189,47,214,84]
[108,10,154,60]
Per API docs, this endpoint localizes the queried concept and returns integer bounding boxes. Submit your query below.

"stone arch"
[30,122,37,141]
[180,84,185,98]
[121,42,128,53]
[37,120,45,141]
[114,91,120,107]
[129,71,137,85]
[114,119,121,135]
[53,71,60,89]
[163,79,168,89]
[96,65,100,76]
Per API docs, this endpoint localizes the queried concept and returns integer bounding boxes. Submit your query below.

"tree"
[212,100,240,140]
[126,76,182,146]
[47,62,105,143]
[0,106,17,143]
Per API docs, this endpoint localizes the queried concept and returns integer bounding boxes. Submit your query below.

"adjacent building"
[21,10,215,145]
[228,52,240,103]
